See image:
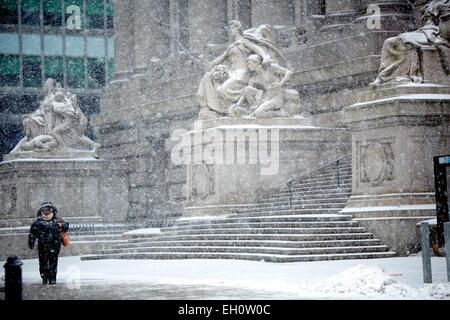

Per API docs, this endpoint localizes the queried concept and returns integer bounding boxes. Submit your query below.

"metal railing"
[287,154,352,209]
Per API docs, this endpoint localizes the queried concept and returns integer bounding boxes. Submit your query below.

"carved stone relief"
[360,142,395,187]
[190,163,215,200]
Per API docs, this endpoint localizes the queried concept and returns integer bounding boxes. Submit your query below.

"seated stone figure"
[371,0,450,85]
[10,78,99,155]
[230,54,294,118]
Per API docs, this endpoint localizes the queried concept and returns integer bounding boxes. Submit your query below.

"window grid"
[0,0,113,89]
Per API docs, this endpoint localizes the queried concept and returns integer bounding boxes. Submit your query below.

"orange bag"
[57,217,70,246]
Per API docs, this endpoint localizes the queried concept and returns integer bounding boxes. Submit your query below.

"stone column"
[227,0,252,30]
[111,0,135,81]
[132,0,153,74]
[251,0,295,28]
[189,0,227,52]
[326,0,356,14]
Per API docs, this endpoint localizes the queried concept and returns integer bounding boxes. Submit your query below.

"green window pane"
[1,55,19,74]
[86,0,103,16]
[44,0,62,26]
[45,57,63,76]
[1,0,17,10]
[23,55,42,87]
[106,0,113,16]
[22,0,40,11]
[67,57,84,88]
[86,0,103,29]
[107,59,114,82]
[1,55,20,86]
[67,57,84,76]
[43,0,61,13]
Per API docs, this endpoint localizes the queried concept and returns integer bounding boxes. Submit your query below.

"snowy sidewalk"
[1,255,450,300]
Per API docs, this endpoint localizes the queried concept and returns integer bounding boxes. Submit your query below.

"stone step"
[295,171,352,182]
[140,227,367,237]
[289,169,352,183]
[229,208,343,218]
[81,251,397,263]
[266,187,352,199]
[70,234,125,241]
[286,176,352,189]
[163,220,360,232]
[257,194,350,204]
[123,232,374,243]
[250,197,349,208]
[174,214,354,227]
[273,184,353,196]
[95,244,390,256]
[235,202,348,214]
[109,238,385,250]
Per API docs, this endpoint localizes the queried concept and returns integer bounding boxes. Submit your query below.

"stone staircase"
[82,155,396,262]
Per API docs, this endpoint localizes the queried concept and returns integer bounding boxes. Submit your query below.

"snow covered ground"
[3,255,450,300]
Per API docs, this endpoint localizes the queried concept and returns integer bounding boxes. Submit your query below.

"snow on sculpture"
[196,21,300,119]
[370,0,450,85]
[10,78,100,157]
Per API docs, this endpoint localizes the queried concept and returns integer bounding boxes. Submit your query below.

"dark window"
[0,55,20,87]
[87,57,105,89]
[318,0,326,15]
[23,55,42,87]
[44,0,63,26]
[22,0,41,26]
[0,0,18,25]
[67,57,85,88]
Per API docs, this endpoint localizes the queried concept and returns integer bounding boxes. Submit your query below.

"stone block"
[0,159,130,222]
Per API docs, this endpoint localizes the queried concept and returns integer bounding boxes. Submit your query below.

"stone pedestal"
[0,158,130,224]
[342,83,450,254]
[181,117,351,216]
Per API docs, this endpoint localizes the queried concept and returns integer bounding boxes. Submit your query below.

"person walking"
[28,202,69,285]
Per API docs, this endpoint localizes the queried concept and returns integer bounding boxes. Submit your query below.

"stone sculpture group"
[196,21,300,119]
[10,78,99,156]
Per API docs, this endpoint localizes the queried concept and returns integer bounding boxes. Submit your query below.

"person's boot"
[49,279,56,285]
[42,278,48,285]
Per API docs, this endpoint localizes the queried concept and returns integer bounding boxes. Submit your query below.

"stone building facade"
[92,0,448,234]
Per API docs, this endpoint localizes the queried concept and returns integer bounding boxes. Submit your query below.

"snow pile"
[299,265,450,300]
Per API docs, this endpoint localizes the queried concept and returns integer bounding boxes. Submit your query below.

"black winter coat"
[28,216,69,250]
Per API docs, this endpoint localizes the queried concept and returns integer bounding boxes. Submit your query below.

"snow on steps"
[81,155,397,262]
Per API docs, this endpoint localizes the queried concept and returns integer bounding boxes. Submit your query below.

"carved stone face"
[248,59,259,72]
[439,15,450,41]
[229,22,242,39]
